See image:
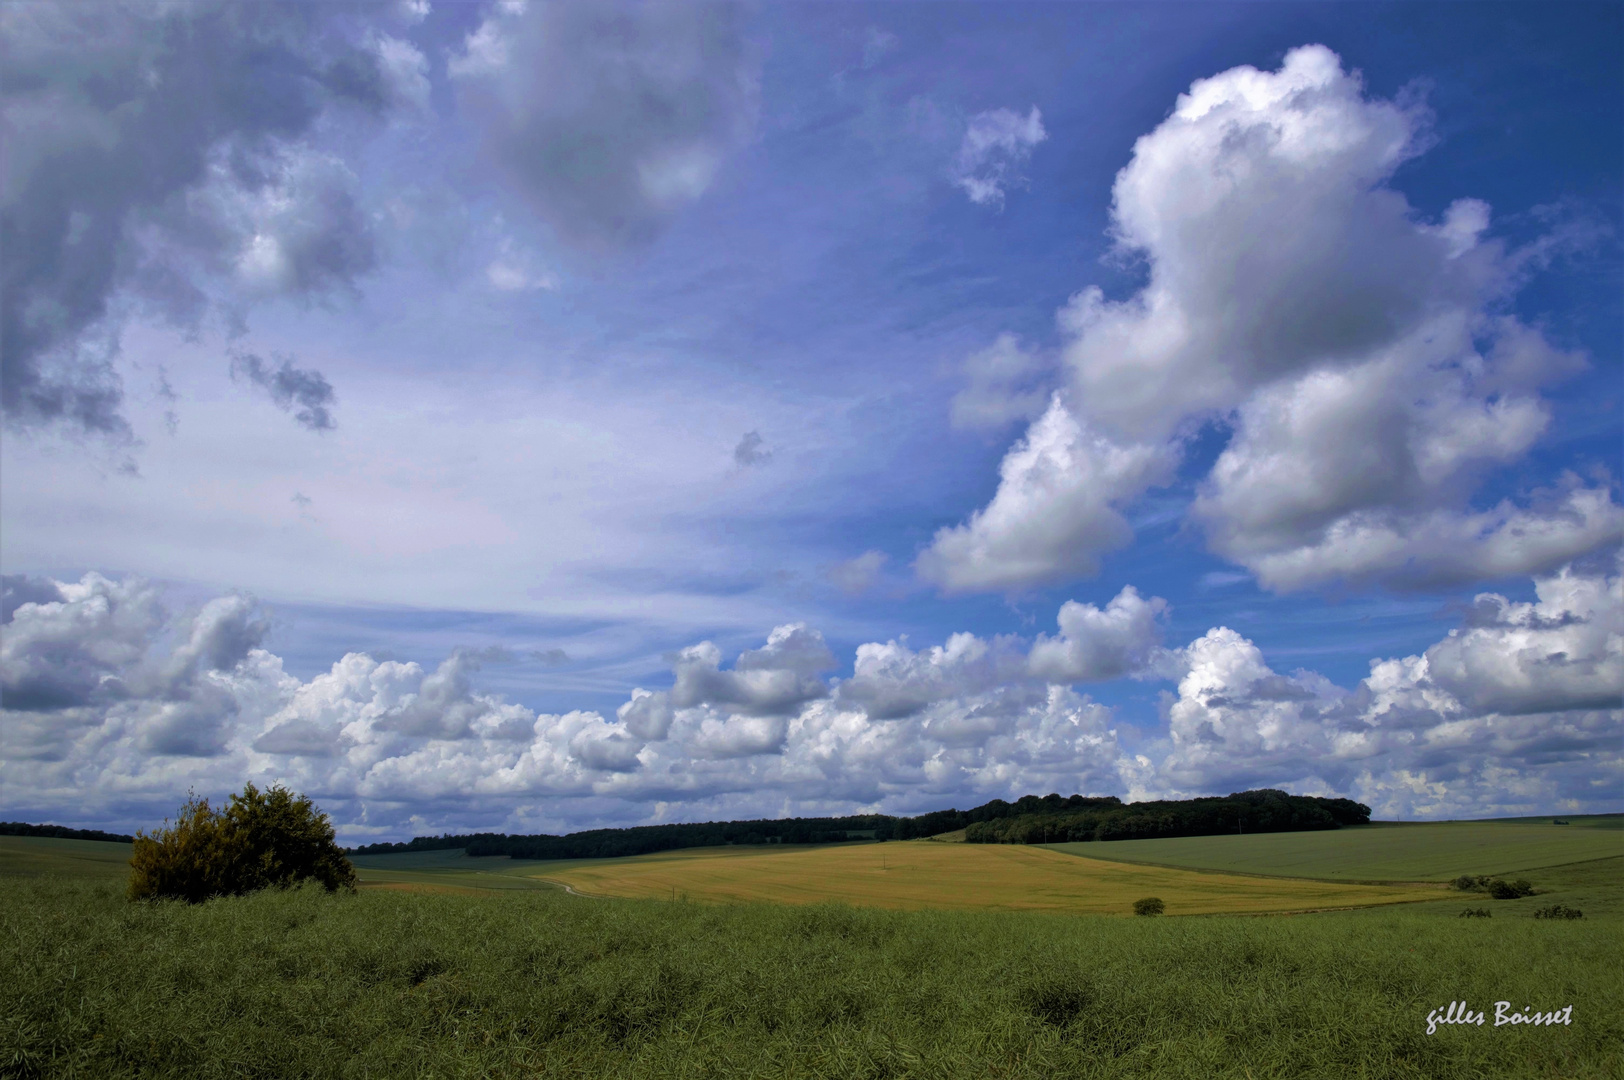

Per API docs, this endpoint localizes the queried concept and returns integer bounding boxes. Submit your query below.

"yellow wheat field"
[530,841,1439,916]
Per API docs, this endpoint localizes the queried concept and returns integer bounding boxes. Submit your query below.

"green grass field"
[0,835,136,879]
[1045,818,1622,883]
[3,824,1620,1077]
[6,873,1622,1079]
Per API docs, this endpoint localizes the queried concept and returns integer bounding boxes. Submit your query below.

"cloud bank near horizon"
[3,563,1616,839]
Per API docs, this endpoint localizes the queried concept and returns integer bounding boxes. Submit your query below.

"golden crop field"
[529,840,1439,915]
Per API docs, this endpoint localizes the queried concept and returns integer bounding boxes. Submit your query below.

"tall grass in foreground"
[3,877,1619,1079]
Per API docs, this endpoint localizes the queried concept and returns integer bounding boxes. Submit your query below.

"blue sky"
[1,1,1619,840]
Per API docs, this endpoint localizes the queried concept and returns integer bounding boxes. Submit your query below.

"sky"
[1,0,1619,842]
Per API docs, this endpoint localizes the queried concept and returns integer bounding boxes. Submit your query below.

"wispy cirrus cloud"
[951,106,1047,208]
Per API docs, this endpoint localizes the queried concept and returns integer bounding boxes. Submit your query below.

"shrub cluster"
[1533,904,1584,920]
[1451,875,1535,899]
[1132,897,1165,916]
[128,783,356,903]
[1458,908,1491,918]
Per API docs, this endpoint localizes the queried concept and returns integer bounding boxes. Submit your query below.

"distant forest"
[348,789,1370,860]
[963,789,1370,844]
[1,822,135,843]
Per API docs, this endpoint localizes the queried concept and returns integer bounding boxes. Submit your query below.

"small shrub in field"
[1133,897,1165,916]
[1458,908,1491,918]
[128,783,356,902]
[1533,904,1583,920]
[1488,878,1534,900]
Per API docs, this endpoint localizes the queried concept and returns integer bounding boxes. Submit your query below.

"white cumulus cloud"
[917,395,1177,593]
[3,565,1616,834]
[932,44,1620,595]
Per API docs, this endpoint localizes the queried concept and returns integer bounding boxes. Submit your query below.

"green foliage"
[1458,908,1491,918]
[1534,905,1583,920]
[1133,897,1165,916]
[0,822,133,843]
[349,789,1372,861]
[351,814,897,860]
[2,875,1620,1079]
[1453,875,1534,899]
[1489,878,1535,900]
[127,783,356,903]
[966,789,1370,845]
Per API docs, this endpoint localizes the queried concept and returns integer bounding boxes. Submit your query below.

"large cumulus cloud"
[930,45,1621,594]
[3,566,1617,834]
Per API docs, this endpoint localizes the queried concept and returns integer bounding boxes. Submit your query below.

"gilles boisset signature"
[1426,1001,1573,1035]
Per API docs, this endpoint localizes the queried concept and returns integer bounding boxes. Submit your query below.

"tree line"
[963,790,1370,844]
[1,822,135,843]
[349,814,899,860]
[347,789,1369,859]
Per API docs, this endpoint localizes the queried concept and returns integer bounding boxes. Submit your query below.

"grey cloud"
[921,686,1049,749]
[828,550,887,596]
[1423,566,1622,716]
[372,653,488,739]
[917,398,1177,593]
[669,624,835,718]
[139,687,239,758]
[462,645,516,663]
[837,632,1026,721]
[571,730,644,772]
[617,688,675,740]
[1027,585,1170,683]
[163,595,268,686]
[450,1,761,255]
[231,352,337,431]
[1,2,388,436]
[1,574,64,624]
[0,573,162,712]
[253,717,343,757]
[0,574,269,763]
[692,713,790,759]
[733,431,771,467]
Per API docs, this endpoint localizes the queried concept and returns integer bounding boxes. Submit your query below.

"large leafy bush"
[128,783,357,902]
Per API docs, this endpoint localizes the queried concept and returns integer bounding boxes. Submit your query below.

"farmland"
[3,824,1621,1077]
[521,838,1437,915]
[3,867,1619,1079]
[1045,816,1622,882]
